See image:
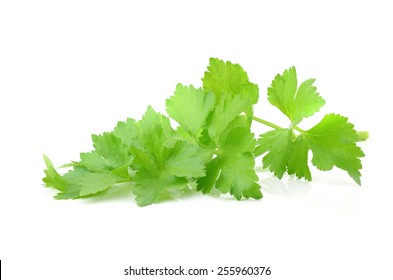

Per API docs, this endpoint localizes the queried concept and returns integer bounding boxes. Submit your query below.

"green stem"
[252,116,282,130]
[357,131,369,141]
[293,126,305,133]
[252,116,369,142]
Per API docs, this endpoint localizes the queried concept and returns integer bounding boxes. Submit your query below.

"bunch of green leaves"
[43,58,366,206]
[254,67,365,184]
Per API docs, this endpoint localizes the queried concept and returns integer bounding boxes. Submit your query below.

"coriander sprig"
[43,58,367,206]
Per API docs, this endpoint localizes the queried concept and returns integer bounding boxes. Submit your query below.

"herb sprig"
[43,58,367,206]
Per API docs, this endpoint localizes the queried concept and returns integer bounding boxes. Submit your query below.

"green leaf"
[255,129,292,179]
[196,157,221,194]
[43,155,125,199]
[79,172,120,196]
[203,58,259,105]
[166,84,215,137]
[197,127,262,200]
[137,106,176,162]
[80,133,130,172]
[268,67,325,124]
[131,107,207,206]
[166,141,206,178]
[292,79,325,124]
[305,114,364,184]
[217,127,261,199]
[134,170,187,207]
[215,152,262,200]
[255,114,363,184]
[220,126,256,155]
[113,118,139,147]
[207,94,250,143]
[54,167,91,199]
[43,155,67,190]
[287,135,311,181]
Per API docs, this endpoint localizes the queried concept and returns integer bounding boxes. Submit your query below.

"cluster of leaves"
[255,67,364,184]
[43,58,365,206]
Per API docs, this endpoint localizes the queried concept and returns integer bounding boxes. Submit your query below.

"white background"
[0,1,392,279]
